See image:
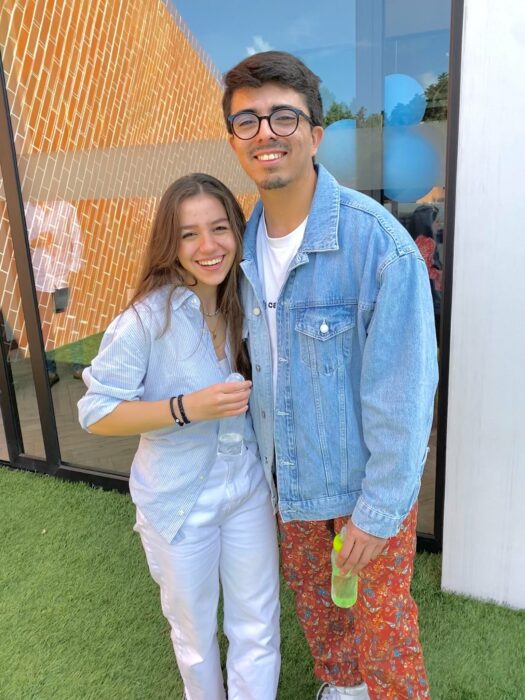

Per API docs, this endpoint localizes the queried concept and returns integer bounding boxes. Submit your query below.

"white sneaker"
[316,682,370,699]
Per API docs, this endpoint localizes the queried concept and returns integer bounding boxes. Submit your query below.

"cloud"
[246,36,273,55]
[287,16,315,44]
[419,71,438,88]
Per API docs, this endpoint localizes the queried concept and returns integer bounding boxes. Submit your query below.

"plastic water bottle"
[217,373,245,458]
[331,526,358,608]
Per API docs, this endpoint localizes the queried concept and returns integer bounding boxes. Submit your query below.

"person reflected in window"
[78,174,280,700]
[408,204,443,344]
[25,200,84,385]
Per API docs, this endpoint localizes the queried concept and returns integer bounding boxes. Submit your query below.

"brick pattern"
[0,0,254,355]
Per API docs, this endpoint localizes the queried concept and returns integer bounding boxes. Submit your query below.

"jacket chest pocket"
[295,305,356,375]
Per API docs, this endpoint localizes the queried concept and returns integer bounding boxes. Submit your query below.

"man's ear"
[228,133,236,151]
[311,125,324,155]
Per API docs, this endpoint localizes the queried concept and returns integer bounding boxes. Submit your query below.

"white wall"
[442,0,525,608]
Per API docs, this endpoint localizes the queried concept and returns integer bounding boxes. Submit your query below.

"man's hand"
[336,518,387,576]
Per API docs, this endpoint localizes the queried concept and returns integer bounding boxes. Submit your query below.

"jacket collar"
[242,164,341,264]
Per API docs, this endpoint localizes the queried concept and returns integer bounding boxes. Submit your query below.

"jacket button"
[320,322,329,334]
[261,410,266,419]
[255,364,261,372]
[253,307,261,316]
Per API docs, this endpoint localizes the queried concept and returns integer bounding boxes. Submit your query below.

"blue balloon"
[317,119,357,187]
[384,73,426,126]
[383,125,440,202]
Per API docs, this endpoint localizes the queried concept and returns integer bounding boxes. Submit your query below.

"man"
[223,51,438,699]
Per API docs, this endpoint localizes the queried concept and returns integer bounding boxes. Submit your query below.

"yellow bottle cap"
[333,533,344,552]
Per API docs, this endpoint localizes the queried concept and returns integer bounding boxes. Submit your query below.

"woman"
[78,174,280,700]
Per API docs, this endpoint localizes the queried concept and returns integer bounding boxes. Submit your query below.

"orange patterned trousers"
[279,507,429,699]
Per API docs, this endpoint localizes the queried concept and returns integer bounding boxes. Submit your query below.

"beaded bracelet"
[169,396,184,427]
[177,394,191,424]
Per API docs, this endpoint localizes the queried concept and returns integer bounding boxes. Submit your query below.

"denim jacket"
[240,165,438,538]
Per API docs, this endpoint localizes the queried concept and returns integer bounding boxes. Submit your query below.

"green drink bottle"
[331,528,358,608]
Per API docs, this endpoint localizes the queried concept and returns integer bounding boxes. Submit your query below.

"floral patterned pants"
[279,507,429,699]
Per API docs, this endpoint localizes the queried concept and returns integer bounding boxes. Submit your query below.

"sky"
[169,0,451,115]
[171,0,358,106]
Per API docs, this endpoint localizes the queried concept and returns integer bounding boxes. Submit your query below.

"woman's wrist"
[178,392,196,423]
[168,392,197,425]
[169,396,184,426]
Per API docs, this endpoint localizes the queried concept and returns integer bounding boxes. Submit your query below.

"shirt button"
[320,322,329,334]
[255,364,261,372]
[253,307,261,316]
[178,509,185,515]
[262,410,266,419]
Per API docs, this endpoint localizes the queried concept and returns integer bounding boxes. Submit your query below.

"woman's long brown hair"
[129,173,250,378]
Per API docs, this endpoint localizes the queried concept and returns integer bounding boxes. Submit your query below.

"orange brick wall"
[0,0,256,354]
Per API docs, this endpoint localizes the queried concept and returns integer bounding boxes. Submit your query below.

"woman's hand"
[87,380,251,436]
[182,380,252,422]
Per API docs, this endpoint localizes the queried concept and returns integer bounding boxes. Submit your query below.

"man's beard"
[259,175,289,190]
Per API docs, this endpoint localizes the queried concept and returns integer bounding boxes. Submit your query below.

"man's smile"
[255,152,285,162]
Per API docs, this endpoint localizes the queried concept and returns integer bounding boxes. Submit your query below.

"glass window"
[175,0,451,535]
[1,0,450,529]
[0,178,46,459]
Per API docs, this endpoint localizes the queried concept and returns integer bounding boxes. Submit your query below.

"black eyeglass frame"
[227,106,315,140]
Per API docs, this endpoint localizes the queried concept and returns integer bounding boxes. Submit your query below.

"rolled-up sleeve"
[78,308,151,431]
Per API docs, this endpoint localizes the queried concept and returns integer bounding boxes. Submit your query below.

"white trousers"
[134,448,280,700]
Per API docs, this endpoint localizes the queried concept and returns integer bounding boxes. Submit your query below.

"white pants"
[134,448,280,700]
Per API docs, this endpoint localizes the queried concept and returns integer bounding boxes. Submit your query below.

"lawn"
[1,467,523,699]
[51,332,104,366]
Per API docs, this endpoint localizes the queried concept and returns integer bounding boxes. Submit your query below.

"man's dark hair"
[222,51,324,130]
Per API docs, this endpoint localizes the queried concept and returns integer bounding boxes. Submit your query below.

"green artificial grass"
[51,332,104,366]
[1,466,524,699]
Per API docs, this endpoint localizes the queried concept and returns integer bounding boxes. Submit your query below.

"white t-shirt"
[256,213,307,397]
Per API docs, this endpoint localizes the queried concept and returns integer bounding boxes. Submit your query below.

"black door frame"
[0,51,60,475]
[0,51,127,490]
[422,0,464,552]
[0,0,465,543]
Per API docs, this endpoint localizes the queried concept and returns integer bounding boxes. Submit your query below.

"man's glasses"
[228,107,315,140]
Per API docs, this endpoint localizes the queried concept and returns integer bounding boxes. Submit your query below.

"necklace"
[202,307,220,318]
[206,314,223,342]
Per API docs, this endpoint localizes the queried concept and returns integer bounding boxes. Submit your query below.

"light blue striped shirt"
[78,285,258,543]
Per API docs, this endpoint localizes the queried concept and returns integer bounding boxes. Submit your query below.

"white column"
[442,0,525,608]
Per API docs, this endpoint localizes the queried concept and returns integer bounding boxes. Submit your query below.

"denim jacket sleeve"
[352,251,439,538]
